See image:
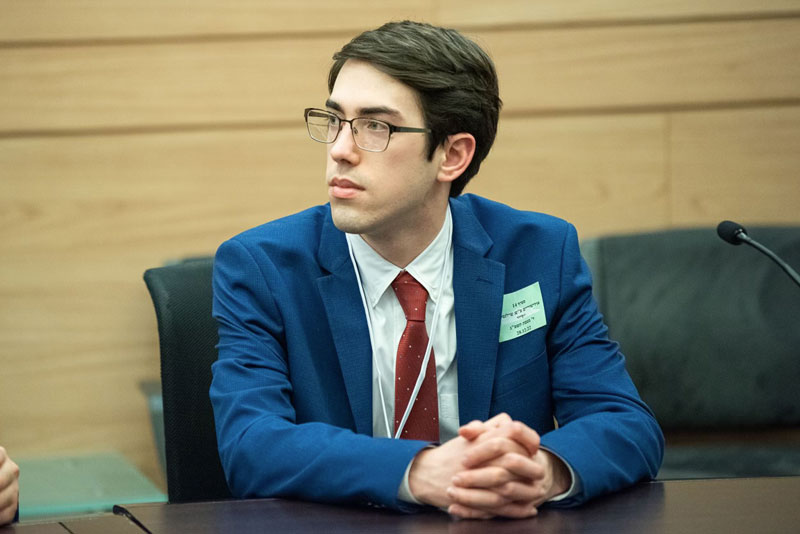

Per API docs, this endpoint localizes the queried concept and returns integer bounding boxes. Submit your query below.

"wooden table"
[119,476,800,533]
[1,513,141,533]
[6,477,800,533]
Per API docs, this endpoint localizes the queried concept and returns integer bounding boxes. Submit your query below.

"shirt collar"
[347,206,453,308]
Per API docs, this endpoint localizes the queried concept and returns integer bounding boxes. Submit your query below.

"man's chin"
[330,208,367,235]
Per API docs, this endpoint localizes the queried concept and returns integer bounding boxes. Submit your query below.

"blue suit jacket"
[210,194,663,510]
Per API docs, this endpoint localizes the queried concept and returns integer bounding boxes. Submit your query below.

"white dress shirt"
[347,206,460,443]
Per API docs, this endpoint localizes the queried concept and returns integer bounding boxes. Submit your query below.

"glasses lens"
[306,110,338,143]
[352,118,390,151]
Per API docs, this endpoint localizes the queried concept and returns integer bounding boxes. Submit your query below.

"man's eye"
[364,120,385,131]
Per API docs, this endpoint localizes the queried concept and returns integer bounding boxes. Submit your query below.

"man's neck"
[361,204,449,269]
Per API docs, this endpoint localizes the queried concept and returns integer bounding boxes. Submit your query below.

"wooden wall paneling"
[4,19,799,134]
[669,106,800,226]
[0,259,165,484]
[3,1,798,43]
[0,125,327,481]
[0,36,342,133]
[466,113,669,239]
[0,127,327,255]
[476,18,800,114]
[439,0,800,28]
[0,1,436,42]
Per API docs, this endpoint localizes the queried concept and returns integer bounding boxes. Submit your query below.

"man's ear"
[436,133,476,184]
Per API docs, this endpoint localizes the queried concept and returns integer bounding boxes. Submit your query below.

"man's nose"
[329,121,359,160]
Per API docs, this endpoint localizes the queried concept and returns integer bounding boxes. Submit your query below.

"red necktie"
[391,271,439,441]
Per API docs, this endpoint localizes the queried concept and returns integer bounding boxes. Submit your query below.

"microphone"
[717,220,800,289]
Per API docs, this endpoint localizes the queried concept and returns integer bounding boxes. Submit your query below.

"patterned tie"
[391,271,439,441]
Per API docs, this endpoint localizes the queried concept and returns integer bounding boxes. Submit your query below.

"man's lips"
[328,177,364,199]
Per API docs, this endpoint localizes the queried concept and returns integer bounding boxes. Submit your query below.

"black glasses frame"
[304,108,430,152]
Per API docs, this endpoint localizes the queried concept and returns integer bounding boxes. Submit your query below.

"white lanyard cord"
[346,228,451,440]
[347,235,392,437]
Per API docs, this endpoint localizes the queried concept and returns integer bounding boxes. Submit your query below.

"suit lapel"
[450,198,506,424]
[316,210,373,435]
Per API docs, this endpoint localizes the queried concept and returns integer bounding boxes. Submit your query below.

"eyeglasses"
[304,108,430,153]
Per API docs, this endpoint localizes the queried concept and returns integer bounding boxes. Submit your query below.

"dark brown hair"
[328,21,502,196]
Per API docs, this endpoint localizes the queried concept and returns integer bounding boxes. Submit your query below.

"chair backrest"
[580,226,800,431]
[143,257,231,503]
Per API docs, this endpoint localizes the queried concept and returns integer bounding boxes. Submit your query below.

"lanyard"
[346,227,451,439]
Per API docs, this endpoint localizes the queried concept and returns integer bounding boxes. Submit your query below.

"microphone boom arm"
[737,231,800,289]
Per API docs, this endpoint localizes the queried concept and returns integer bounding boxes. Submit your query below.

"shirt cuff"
[397,457,423,504]
[542,446,581,502]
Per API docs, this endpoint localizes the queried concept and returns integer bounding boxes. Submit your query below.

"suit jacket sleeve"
[538,224,664,506]
[210,237,428,511]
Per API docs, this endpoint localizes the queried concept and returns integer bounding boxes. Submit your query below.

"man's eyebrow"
[357,106,401,118]
[325,99,343,113]
[324,99,401,118]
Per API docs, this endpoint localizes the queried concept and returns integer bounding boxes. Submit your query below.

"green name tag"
[499,282,547,342]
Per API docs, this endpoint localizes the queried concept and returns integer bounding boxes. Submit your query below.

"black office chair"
[144,257,232,502]
[581,226,800,479]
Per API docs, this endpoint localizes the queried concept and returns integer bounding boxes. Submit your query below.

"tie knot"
[391,272,428,322]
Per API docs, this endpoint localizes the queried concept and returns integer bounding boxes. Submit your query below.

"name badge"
[499,282,547,342]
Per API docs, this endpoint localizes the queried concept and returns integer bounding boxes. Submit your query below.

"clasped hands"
[408,413,570,519]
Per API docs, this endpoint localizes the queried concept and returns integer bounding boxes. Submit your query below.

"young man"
[210,21,663,519]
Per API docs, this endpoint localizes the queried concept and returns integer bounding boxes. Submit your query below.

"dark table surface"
[1,513,142,534]
[114,476,800,534]
[6,477,800,533]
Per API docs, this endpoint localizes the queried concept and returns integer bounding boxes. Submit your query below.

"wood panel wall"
[1,1,799,488]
